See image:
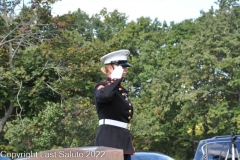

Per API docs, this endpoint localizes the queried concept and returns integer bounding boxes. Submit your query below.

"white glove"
[111,66,124,79]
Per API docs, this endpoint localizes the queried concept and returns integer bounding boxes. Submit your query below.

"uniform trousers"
[124,154,131,160]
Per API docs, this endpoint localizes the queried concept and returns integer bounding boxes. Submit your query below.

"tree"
[143,0,240,158]
[91,8,128,42]
[179,0,240,135]
[0,0,59,139]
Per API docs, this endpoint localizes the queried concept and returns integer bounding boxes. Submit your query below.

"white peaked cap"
[100,49,131,67]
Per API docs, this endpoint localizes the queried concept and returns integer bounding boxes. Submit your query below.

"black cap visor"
[110,60,131,67]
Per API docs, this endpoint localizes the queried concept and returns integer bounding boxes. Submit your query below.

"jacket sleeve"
[94,79,121,103]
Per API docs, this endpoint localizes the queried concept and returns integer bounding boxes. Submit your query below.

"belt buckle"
[126,123,131,130]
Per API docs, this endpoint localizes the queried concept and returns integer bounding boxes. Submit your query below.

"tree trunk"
[0,102,14,134]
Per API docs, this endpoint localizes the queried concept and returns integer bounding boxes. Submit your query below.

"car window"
[194,141,240,160]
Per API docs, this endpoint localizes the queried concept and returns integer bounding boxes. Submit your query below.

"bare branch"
[1,26,60,47]
[11,35,25,59]
[9,0,21,16]
[44,82,65,101]
[16,80,24,126]
[0,25,20,45]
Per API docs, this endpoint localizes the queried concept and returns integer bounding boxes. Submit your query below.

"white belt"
[99,119,131,130]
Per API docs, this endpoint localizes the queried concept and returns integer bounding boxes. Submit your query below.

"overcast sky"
[51,0,219,24]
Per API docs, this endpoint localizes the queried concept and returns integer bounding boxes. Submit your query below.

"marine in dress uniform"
[94,49,135,160]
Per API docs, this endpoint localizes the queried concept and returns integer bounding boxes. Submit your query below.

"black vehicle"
[194,132,240,160]
[131,152,174,160]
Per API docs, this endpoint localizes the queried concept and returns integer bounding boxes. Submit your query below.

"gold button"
[125,98,128,101]
[119,88,122,91]
[122,93,125,96]
[129,103,131,106]
[129,110,131,113]
[128,116,131,120]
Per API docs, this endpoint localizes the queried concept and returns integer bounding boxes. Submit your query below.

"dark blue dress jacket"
[94,77,134,154]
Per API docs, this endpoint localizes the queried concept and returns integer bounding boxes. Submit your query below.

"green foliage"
[5,100,97,152]
[91,8,128,42]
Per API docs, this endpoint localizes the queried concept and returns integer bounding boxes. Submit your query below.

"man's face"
[122,66,128,78]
